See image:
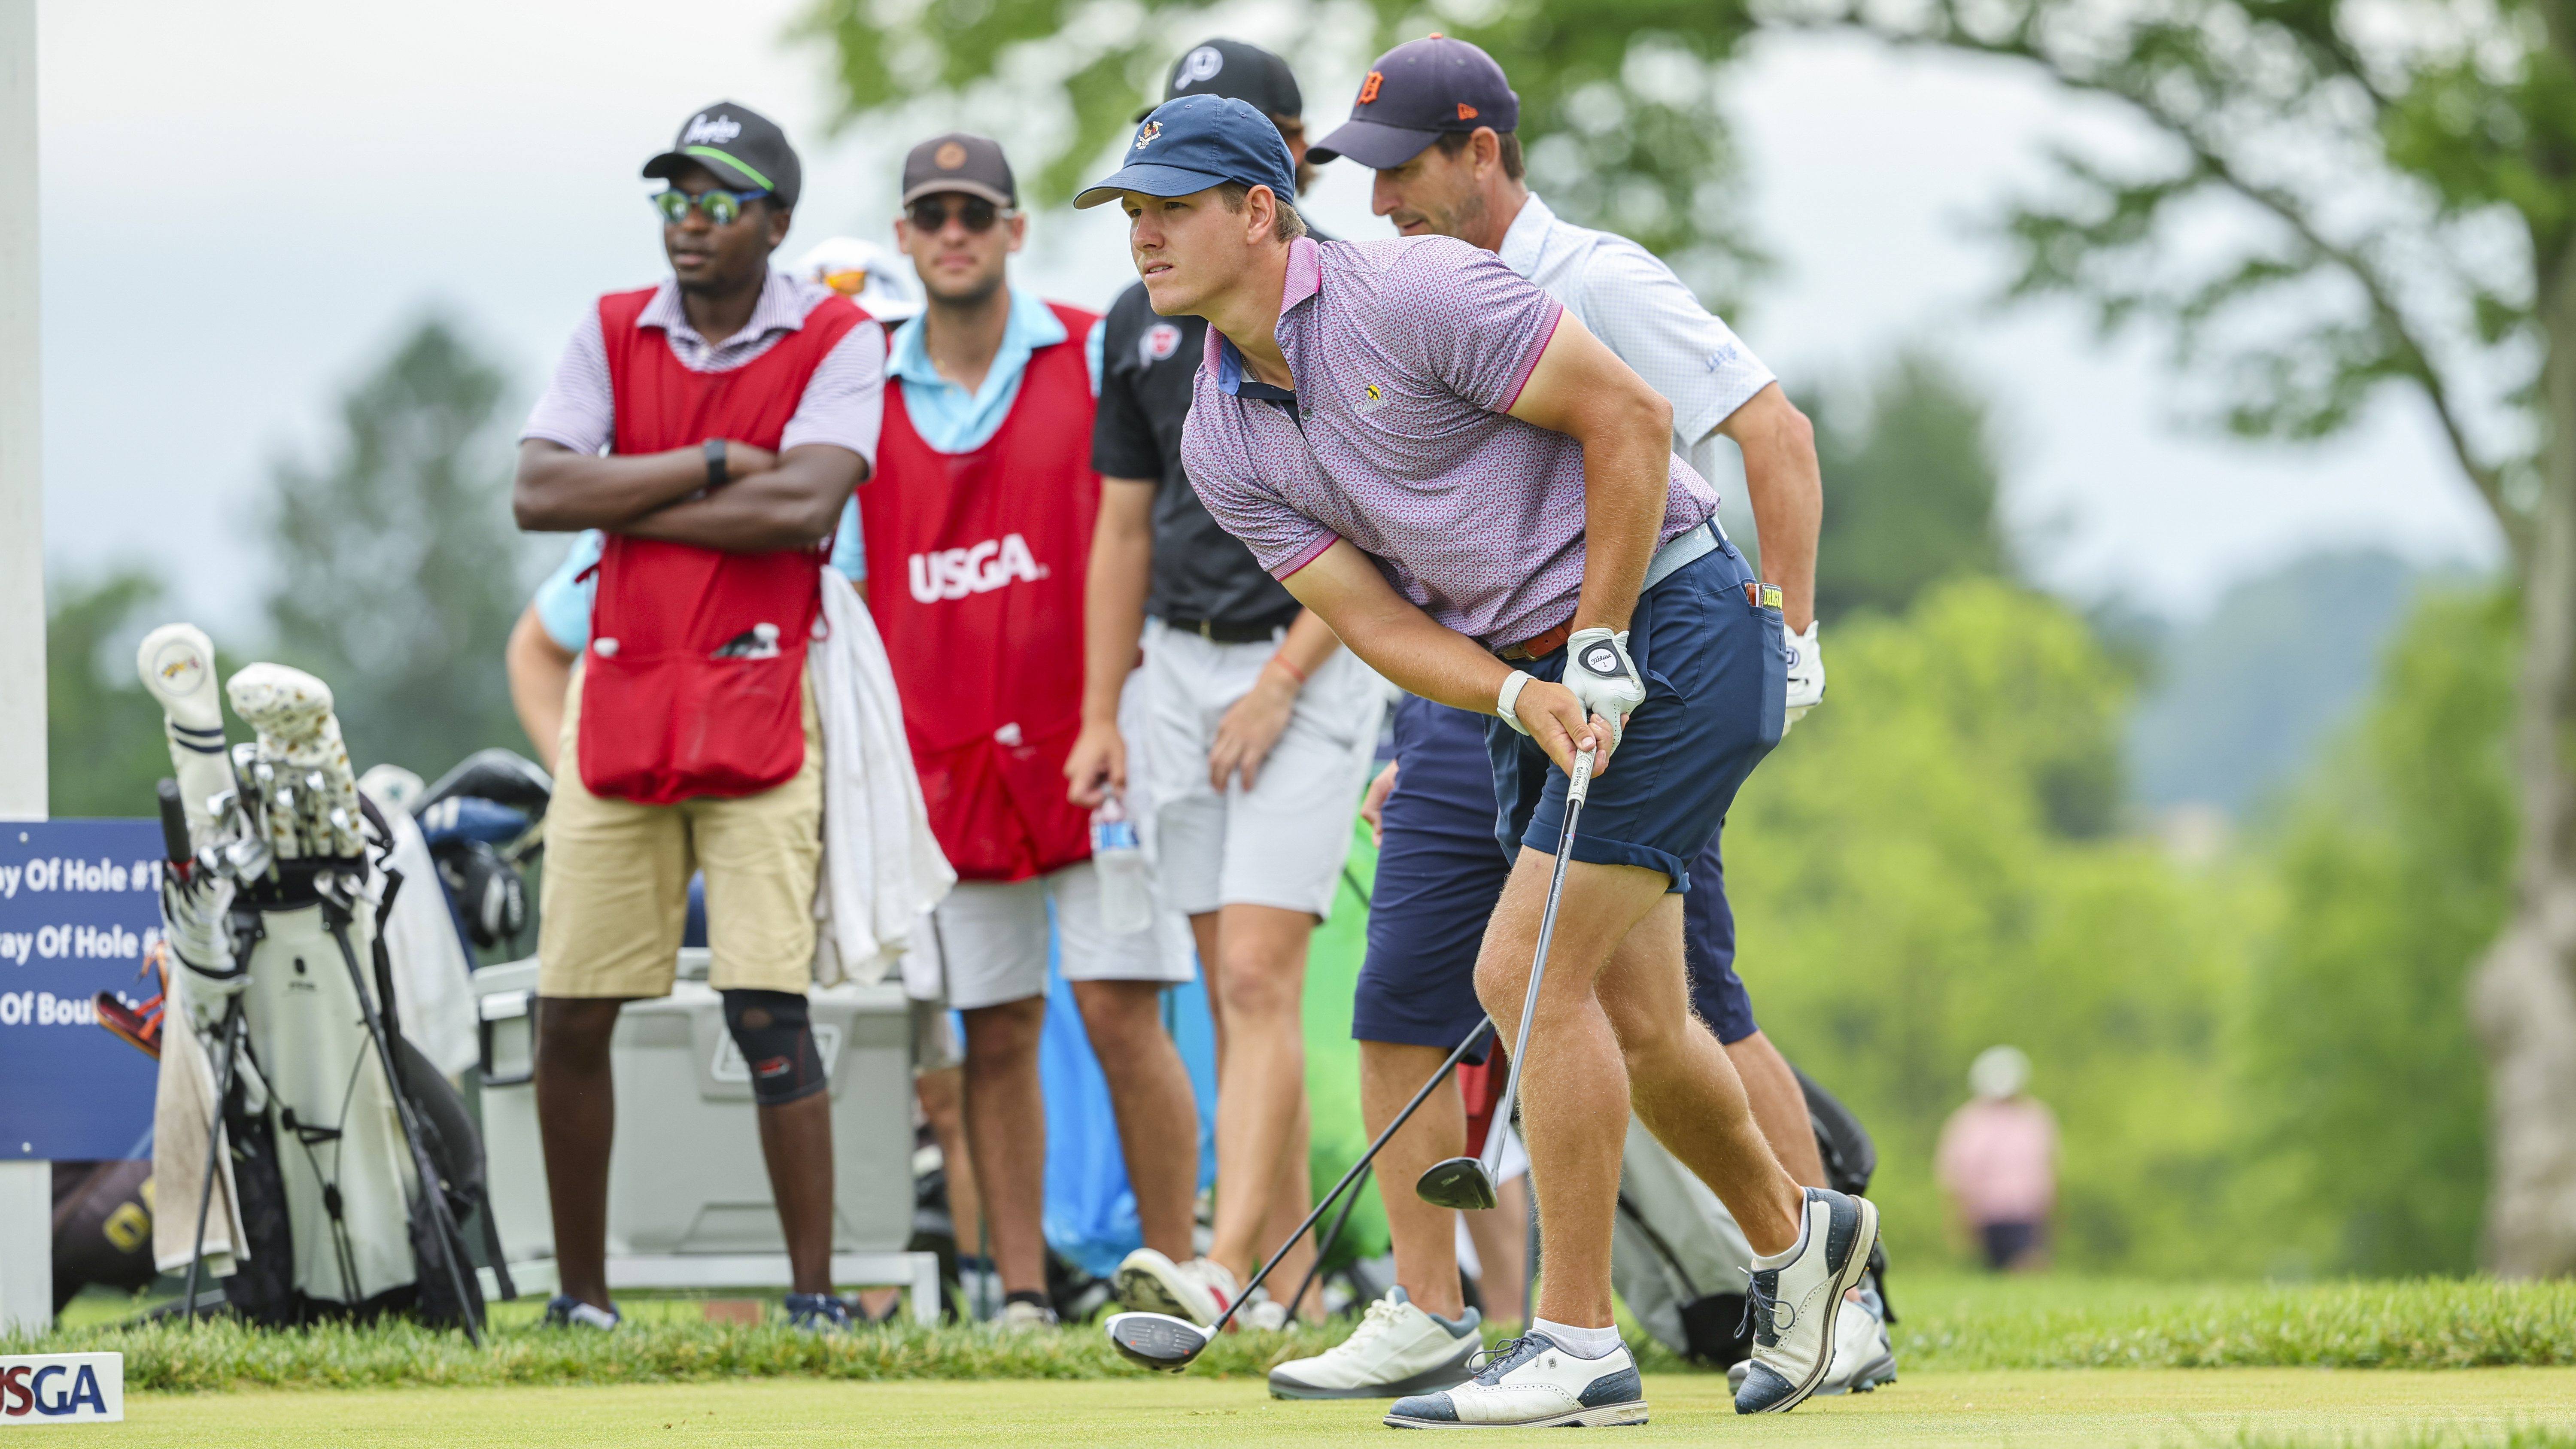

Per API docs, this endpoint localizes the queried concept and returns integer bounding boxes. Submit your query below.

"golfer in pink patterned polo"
[1076,94,1881,1424]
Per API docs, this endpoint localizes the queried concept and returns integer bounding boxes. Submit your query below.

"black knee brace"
[720,989,828,1106]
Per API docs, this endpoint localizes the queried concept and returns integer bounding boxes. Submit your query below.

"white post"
[0,0,52,1337]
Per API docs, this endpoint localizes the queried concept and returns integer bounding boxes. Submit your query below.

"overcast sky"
[34,1,2503,638]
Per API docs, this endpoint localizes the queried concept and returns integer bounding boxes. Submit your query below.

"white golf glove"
[1783,620,1825,734]
[1564,627,1647,748]
[161,870,245,1035]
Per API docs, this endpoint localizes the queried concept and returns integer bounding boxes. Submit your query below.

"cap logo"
[1457,103,1479,120]
[1133,120,1162,150]
[681,112,744,146]
[1142,322,1183,362]
[1176,46,1224,88]
[1358,71,1383,104]
[934,140,969,169]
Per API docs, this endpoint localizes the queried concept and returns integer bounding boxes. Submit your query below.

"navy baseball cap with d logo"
[1074,93,1297,209]
[1309,34,1519,169]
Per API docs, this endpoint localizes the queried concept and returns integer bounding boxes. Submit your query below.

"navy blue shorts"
[1352,696,1760,1057]
[1486,540,1782,891]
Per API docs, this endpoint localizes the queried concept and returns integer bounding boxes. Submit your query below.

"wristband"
[705,438,728,488]
[1268,653,1309,687]
[1496,670,1534,736]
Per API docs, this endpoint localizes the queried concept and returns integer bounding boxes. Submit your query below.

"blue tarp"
[1036,912,1219,1278]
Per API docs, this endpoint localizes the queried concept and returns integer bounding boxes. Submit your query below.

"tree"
[795,0,1768,307]
[1733,579,2253,1272]
[264,319,527,780]
[45,570,190,817]
[1811,349,2013,620]
[1766,0,2576,1276]
[2247,586,2515,1274]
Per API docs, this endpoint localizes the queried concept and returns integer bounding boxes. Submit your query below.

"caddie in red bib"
[861,132,1202,1331]
[510,101,885,1336]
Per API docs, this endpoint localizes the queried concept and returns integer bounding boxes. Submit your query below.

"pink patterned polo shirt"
[1179,235,1720,650]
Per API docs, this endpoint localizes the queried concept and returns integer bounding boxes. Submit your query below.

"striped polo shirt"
[1179,235,1719,651]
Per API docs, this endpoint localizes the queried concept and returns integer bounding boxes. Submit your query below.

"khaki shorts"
[537,661,823,999]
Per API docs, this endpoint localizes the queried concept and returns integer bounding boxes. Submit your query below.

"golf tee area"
[20,1276,2576,1445]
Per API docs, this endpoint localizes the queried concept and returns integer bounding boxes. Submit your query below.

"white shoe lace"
[1324,1294,1407,1360]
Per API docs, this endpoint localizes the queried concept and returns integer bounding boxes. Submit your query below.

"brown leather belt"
[1498,617,1574,662]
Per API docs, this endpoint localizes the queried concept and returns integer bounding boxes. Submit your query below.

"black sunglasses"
[907,196,1007,233]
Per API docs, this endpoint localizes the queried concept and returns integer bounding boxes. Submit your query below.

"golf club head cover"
[136,623,235,846]
[159,867,244,1034]
[1564,627,1645,748]
[721,989,828,1106]
[228,663,367,859]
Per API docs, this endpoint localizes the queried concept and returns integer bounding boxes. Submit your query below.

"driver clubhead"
[1104,1311,1211,1372]
[1417,1156,1501,1210]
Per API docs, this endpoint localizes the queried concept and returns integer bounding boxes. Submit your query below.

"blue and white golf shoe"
[1383,1332,1649,1429]
[1734,1187,1882,1414]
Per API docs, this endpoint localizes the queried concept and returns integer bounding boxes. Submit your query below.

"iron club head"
[1416,1156,1501,1210]
[1104,1311,1212,1371]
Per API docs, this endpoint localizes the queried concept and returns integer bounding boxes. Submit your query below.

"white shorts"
[1143,620,1387,921]
[915,861,1196,1012]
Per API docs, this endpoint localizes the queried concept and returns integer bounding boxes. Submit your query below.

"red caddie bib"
[861,302,1100,881]
[580,284,871,805]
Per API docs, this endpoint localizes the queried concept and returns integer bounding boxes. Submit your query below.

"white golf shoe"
[1268,1287,1482,1400]
[1113,1248,1238,1327]
[1733,1188,1881,1414]
[1729,1275,1897,1396]
[1384,1332,1648,1429]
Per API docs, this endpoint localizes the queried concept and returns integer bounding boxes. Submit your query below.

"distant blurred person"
[1935,1045,2056,1272]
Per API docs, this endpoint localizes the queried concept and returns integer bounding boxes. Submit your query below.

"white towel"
[362,793,482,1075]
[811,567,957,986]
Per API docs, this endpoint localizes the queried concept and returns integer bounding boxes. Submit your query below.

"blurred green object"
[1300,817,1388,1279]
[2241,588,2515,1276]
[1732,577,2251,1274]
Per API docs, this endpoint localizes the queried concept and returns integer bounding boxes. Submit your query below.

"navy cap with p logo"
[1075,93,1297,209]
[1308,35,1519,169]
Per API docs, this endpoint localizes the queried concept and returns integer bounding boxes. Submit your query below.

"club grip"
[1566,747,1596,805]
[156,778,191,862]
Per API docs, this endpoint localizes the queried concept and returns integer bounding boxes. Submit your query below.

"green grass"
[60,1369,2576,1447]
[12,1274,2573,1395]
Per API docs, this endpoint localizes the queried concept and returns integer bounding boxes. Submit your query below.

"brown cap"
[900,132,1016,208]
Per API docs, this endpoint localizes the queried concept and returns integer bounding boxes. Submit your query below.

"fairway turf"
[76,1369,2576,1447]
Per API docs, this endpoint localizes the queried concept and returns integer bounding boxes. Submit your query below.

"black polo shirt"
[1093,281,1302,633]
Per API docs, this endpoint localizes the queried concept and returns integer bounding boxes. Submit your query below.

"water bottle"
[1090,794,1154,936]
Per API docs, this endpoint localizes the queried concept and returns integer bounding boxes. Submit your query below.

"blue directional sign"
[0,820,165,1162]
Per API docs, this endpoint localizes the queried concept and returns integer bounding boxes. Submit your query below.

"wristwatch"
[705,438,729,488]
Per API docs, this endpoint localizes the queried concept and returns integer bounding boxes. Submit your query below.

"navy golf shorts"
[1352,695,1760,1058]
[1486,538,1783,891]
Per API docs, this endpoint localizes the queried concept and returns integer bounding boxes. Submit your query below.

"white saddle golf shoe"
[1269,1286,1480,1399]
[1734,1187,1881,1414]
[1384,1332,1648,1429]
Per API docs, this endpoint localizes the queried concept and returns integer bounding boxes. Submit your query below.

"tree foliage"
[43,571,242,818]
[2242,586,2515,1275]
[1769,0,2559,549]
[264,319,528,780]
[1810,349,2013,622]
[1733,578,2254,1273]
[796,0,1768,305]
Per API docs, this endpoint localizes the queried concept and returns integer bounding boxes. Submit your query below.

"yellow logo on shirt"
[1356,380,1391,414]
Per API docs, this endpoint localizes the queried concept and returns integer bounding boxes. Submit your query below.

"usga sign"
[0,1354,122,1425]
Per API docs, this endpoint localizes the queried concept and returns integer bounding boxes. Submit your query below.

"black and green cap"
[643,101,802,209]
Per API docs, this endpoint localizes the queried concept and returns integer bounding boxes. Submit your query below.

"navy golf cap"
[1309,34,1519,168]
[1075,94,1297,210]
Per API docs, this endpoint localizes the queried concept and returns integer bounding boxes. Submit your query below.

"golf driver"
[1417,745,1597,1211]
[1105,1015,1497,1372]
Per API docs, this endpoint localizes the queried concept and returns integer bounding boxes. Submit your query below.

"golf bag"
[204,824,504,1330]
[138,635,505,1336]
[49,1161,157,1313]
[1610,1066,1886,1367]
